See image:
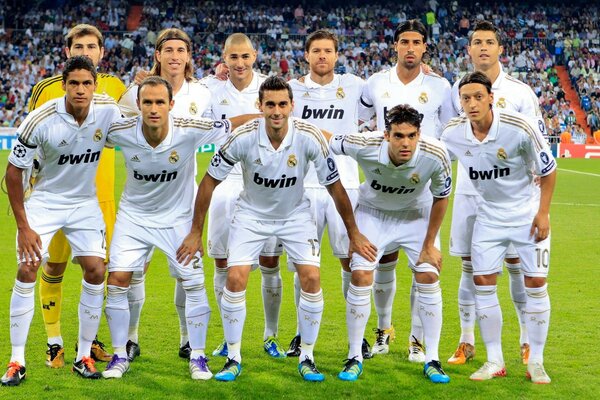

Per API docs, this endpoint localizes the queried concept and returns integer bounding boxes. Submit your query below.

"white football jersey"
[330,132,452,212]
[452,66,542,195]
[289,73,363,189]
[441,109,556,226]
[9,94,120,208]
[360,68,455,138]
[118,79,212,118]
[106,115,231,227]
[202,71,267,178]
[208,117,339,220]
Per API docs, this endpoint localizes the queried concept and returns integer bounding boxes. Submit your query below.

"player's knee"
[214,258,228,269]
[17,263,40,283]
[379,252,398,264]
[258,255,279,268]
[524,276,546,288]
[414,271,438,284]
[350,269,373,286]
[107,271,132,287]
[226,265,250,291]
[45,261,68,275]
[473,273,497,286]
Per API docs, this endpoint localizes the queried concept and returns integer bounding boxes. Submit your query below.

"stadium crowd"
[1,1,599,130]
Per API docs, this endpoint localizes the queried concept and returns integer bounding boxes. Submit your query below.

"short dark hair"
[459,71,493,94]
[258,76,293,103]
[65,24,103,49]
[469,20,503,46]
[305,29,338,52]
[385,104,423,131]
[137,76,173,102]
[394,19,428,43]
[62,55,97,82]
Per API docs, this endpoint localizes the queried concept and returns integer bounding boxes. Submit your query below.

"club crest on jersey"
[287,154,298,167]
[169,151,179,164]
[93,129,103,142]
[418,92,428,104]
[189,102,198,115]
[336,87,345,99]
[497,148,508,160]
[496,98,506,108]
[410,173,420,184]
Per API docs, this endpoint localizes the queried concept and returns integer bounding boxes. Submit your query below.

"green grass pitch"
[0,151,598,399]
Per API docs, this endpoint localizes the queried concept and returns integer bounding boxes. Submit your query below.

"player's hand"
[530,212,550,242]
[17,227,42,267]
[533,175,541,186]
[134,70,151,85]
[176,229,203,265]
[215,63,229,81]
[348,232,378,262]
[417,245,442,271]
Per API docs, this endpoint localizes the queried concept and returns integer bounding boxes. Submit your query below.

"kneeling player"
[329,104,452,383]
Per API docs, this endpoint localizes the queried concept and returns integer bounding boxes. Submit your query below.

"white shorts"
[18,202,106,264]
[471,220,551,278]
[450,194,518,259]
[109,215,203,280]
[306,187,359,259]
[351,205,440,273]
[227,212,320,268]
[207,178,281,259]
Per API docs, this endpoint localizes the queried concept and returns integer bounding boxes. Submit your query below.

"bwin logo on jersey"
[93,129,103,142]
[169,150,179,164]
[469,166,510,180]
[301,105,344,119]
[253,172,297,188]
[370,180,415,194]
[58,149,101,165]
[134,169,178,182]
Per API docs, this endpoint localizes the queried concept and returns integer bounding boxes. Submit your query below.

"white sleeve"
[207,133,240,181]
[521,117,556,177]
[118,84,140,117]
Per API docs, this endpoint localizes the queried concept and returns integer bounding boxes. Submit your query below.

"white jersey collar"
[390,66,425,87]
[135,114,175,149]
[492,64,505,91]
[304,73,339,89]
[465,108,500,143]
[57,95,96,127]
[258,118,294,152]
[226,70,260,93]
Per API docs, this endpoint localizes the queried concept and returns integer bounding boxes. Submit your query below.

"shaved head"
[224,33,255,53]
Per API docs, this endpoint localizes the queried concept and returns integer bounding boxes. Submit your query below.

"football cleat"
[215,358,241,382]
[469,362,507,381]
[526,361,551,384]
[521,343,530,365]
[190,356,213,380]
[338,357,363,381]
[423,360,450,383]
[126,340,140,362]
[102,355,129,379]
[1,362,26,386]
[212,340,228,357]
[408,336,426,363]
[371,325,395,355]
[72,356,102,379]
[362,338,373,359]
[179,341,191,360]
[263,336,286,358]
[46,343,65,368]
[286,334,301,357]
[448,342,475,365]
[90,339,112,362]
[298,356,324,382]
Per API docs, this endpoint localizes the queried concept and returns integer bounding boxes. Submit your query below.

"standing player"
[447,21,543,365]
[102,76,256,380]
[27,24,124,368]
[286,29,370,358]
[442,72,556,384]
[189,77,376,382]
[359,19,454,360]
[1,56,121,386]
[330,104,452,383]
[201,33,286,359]
[118,28,213,361]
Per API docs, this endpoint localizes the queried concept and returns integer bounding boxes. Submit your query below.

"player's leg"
[504,250,530,364]
[371,250,398,355]
[259,249,285,358]
[126,262,150,362]
[448,194,477,364]
[469,221,507,381]
[2,205,61,386]
[515,229,552,384]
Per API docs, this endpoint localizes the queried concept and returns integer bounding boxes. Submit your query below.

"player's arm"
[176,172,222,265]
[118,84,141,117]
[229,113,262,130]
[531,169,556,242]
[6,162,42,265]
[326,181,377,262]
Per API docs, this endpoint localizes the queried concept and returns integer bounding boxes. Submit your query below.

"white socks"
[9,280,35,365]
[127,273,145,344]
[260,265,282,339]
[221,288,246,363]
[525,284,551,364]
[77,280,104,362]
[475,284,504,365]
[417,281,443,363]
[373,261,396,329]
[346,284,371,362]
[457,260,476,345]
[298,289,323,361]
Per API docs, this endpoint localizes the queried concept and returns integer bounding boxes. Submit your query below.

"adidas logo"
[371,168,382,175]
[303,92,310,98]
[253,158,262,165]
[220,99,229,105]
[382,92,390,98]
[130,155,141,162]
[58,140,69,147]
[465,150,473,157]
